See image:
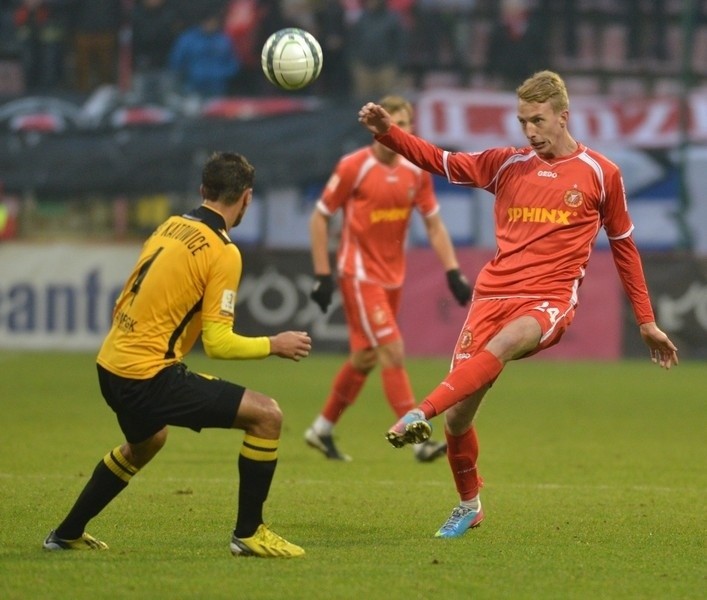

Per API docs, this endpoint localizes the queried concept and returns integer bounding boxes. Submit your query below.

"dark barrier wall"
[623,254,707,360]
[235,246,349,353]
[0,102,370,194]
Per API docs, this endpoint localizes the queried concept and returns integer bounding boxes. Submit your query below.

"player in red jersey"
[359,71,679,537]
[305,95,472,463]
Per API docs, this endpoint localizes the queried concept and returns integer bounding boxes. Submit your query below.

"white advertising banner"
[0,243,139,350]
[415,89,707,150]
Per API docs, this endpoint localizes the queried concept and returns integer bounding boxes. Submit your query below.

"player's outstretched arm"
[639,322,678,369]
[269,331,312,361]
[358,103,392,136]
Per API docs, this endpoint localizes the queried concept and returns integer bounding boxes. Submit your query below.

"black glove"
[446,268,471,306]
[310,274,335,313]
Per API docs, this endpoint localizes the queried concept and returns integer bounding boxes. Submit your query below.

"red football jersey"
[378,125,654,322]
[317,146,439,288]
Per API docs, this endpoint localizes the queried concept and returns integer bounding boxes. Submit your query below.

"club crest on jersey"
[372,305,387,325]
[564,188,584,208]
[220,290,236,316]
[459,329,473,349]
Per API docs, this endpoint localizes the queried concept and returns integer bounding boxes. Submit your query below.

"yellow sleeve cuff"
[202,320,270,360]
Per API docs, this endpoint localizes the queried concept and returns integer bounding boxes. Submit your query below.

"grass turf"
[0,351,704,599]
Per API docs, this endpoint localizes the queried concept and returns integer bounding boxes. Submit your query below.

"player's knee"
[125,426,168,467]
[351,350,377,372]
[486,321,541,362]
[250,394,283,437]
[235,390,283,437]
[377,343,404,368]
[261,396,283,428]
[151,427,168,451]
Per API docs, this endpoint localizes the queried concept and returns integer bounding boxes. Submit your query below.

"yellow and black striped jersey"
[98,205,241,379]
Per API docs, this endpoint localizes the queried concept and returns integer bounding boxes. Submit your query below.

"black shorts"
[97,363,246,444]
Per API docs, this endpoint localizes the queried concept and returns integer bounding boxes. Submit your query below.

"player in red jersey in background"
[305,95,472,463]
[359,71,679,537]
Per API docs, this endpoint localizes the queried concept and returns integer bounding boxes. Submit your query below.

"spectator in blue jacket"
[169,9,239,98]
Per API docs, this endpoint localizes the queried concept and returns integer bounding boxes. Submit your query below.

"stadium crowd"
[0,0,704,101]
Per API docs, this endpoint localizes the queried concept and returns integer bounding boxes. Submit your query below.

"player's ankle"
[418,401,436,419]
[460,494,481,511]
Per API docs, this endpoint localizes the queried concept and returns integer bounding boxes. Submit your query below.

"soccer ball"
[261,28,323,91]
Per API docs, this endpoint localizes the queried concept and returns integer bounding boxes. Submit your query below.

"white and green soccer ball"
[261,28,323,91]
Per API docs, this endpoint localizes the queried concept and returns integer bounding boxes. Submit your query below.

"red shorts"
[452,296,576,366]
[339,277,402,351]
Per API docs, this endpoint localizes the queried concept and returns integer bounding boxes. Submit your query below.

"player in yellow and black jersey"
[43,152,312,558]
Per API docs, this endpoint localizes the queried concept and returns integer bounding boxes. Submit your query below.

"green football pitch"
[0,351,704,599]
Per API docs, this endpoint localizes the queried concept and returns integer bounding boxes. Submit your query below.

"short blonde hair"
[516,70,569,113]
[379,95,413,119]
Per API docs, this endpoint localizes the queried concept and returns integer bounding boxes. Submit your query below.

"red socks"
[420,350,503,418]
[446,426,481,501]
[381,366,416,417]
[321,362,367,423]
[321,362,419,422]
